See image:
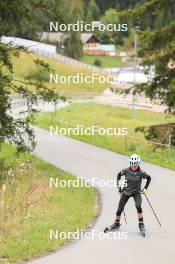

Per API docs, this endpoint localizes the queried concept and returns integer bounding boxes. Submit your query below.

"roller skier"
[104,154,151,235]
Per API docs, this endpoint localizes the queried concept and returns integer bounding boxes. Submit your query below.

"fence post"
[168,134,171,162]
[162,145,164,160]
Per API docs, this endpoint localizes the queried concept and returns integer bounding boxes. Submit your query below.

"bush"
[94,59,102,67]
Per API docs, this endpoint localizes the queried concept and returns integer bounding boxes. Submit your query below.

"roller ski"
[104,221,121,233]
[139,222,146,237]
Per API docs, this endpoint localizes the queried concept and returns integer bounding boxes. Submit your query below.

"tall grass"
[0,144,97,263]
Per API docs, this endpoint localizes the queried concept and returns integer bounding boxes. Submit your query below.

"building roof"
[39,32,99,44]
[80,33,99,43]
[39,32,64,42]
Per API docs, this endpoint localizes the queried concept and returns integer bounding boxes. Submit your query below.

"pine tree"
[0,0,63,151]
[62,0,83,59]
[123,0,175,113]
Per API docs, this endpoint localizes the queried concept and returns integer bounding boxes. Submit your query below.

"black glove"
[118,187,122,193]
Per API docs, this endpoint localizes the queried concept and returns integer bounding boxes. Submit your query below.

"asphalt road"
[28,127,175,264]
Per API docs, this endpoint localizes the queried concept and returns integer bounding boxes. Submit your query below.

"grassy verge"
[10,52,108,97]
[80,54,131,68]
[0,144,97,263]
[34,102,175,170]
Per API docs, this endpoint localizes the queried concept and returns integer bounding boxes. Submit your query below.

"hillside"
[11,52,108,98]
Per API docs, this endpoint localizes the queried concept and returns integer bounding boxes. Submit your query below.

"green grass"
[0,144,97,263]
[80,54,131,68]
[11,52,108,97]
[34,102,175,170]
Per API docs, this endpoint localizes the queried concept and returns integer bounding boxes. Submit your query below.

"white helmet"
[129,154,141,166]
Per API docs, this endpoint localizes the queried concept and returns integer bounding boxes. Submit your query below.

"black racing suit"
[116,167,151,216]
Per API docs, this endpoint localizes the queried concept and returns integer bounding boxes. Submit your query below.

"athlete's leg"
[133,192,145,227]
[109,193,130,230]
[115,193,130,222]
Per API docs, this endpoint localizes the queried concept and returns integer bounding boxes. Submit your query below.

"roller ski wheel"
[104,222,121,233]
[139,223,146,237]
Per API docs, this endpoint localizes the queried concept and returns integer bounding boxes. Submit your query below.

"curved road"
[29,127,175,264]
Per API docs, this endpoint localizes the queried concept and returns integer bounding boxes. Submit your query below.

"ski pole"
[144,193,162,227]
[123,209,127,225]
